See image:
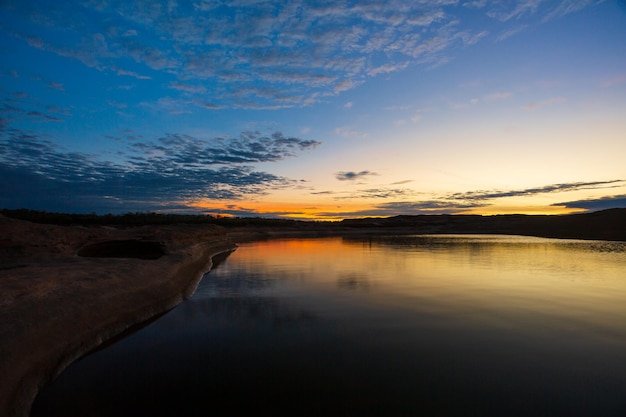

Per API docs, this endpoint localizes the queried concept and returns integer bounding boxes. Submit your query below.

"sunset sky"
[1,0,625,220]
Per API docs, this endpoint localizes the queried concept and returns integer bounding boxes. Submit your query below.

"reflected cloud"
[184,296,318,328]
[337,274,372,292]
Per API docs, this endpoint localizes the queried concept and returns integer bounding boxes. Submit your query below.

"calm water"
[32,235,626,417]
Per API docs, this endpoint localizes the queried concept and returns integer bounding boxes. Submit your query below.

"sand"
[0,216,236,417]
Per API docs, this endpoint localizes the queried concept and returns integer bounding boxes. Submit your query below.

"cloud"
[487,0,543,21]
[554,195,626,211]
[200,205,307,219]
[48,81,64,91]
[485,91,513,102]
[116,68,152,79]
[367,62,410,76]
[138,131,321,165]
[335,170,378,181]
[107,100,128,109]
[523,96,566,111]
[169,82,207,93]
[541,0,604,22]
[377,200,484,212]
[486,0,602,24]
[26,111,63,122]
[323,180,626,217]
[340,187,411,199]
[496,25,528,41]
[599,73,626,88]
[464,0,488,9]
[0,129,320,213]
[1,87,72,127]
[449,180,624,202]
[334,126,368,139]
[1,91,69,125]
[456,30,489,45]
[317,200,484,218]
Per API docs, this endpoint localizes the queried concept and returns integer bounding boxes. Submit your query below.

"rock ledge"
[0,217,235,417]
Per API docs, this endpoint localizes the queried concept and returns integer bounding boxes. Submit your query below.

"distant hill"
[340,208,626,241]
[2,208,625,241]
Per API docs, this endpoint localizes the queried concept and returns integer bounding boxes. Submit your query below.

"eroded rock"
[77,240,165,260]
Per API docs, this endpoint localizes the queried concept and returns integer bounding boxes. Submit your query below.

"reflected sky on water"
[33,235,626,417]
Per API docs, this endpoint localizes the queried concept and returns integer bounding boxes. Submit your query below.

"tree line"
[0,208,318,228]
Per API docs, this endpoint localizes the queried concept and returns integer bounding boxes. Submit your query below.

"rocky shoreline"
[0,217,236,417]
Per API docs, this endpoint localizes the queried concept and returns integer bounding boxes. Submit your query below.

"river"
[32,235,626,416]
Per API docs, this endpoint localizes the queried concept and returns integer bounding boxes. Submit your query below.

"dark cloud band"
[335,170,377,181]
[0,129,319,213]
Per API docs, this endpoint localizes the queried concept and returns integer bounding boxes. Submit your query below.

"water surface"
[33,235,626,416]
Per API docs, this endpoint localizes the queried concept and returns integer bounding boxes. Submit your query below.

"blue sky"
[1,0,625,219]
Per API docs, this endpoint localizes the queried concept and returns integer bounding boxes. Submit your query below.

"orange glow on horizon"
[187,198,588,220]
[187,199,374,220]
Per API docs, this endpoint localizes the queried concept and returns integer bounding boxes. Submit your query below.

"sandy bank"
[0,217,235,417]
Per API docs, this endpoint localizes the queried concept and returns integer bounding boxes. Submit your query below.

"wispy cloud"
[26,111,63,122]
[115,68,152,79]
[464,0,488,9]
[317,180,625,217]
[317,199,483,218]
[0,90,70,126]
[169,82,207,94]
[411,111,423,123]
[599,73,626,88]
[487,0,543,22]
[540,0,605,22]
[496,25,528,41]
[450,180,624,202]
[335,126,369,139]
[523,96,567,110]
[200,205,308,219]
[48,81,64,91]
[335,171,378,182]
[485,91,513,102]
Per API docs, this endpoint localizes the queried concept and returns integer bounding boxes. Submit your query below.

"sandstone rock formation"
[0,216,235,417]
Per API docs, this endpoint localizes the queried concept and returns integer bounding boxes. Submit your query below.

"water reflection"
[33,235,626,417]
[337,273,372,291]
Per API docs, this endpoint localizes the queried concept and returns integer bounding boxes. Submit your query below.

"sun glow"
[187,199,377,220]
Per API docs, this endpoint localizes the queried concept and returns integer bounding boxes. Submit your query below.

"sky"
[1,0,625,220]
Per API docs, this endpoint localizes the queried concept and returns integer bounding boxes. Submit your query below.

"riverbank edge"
[10,245,235,417]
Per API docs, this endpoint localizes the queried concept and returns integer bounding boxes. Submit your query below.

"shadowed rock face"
[0,216,235,417]
[77,240,165,260]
